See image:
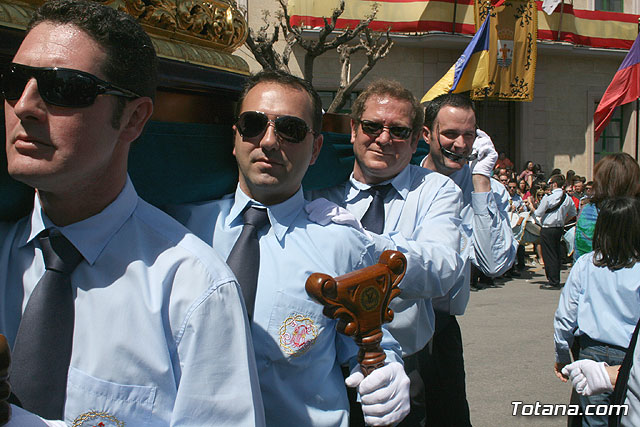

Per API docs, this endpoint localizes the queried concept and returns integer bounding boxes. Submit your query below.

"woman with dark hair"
[574,153,640,260]
[518,160,535,187]
[554,197,640,427]
[517,178,530,201]
[555,197,640,425]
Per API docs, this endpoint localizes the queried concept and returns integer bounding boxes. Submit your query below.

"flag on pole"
[421,15,491,103]
[594,33,640,142]
[542,0,562,15]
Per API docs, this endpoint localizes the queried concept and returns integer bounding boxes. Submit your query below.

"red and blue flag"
[594,33,640,141]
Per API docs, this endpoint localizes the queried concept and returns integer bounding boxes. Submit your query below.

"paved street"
[460,260,575,426]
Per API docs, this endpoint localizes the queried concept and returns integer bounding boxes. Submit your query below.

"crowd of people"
[470,156,588,289]
[494,151,640,426]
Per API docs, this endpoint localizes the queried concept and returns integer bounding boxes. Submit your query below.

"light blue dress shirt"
[310,164,464,356]
[508,193,525,212]
[534,188,577,228]
[440,164,517,314]
[554,252,640,364]
[168,186,402,427]
[0,178,264,427]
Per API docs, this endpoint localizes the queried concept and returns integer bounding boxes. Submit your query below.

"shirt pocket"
[265,291,331,364]
[65,366,156,427]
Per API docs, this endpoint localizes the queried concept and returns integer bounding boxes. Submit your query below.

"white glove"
[345,362,410,426]
[469,129,498,177]
[562,360,613,396]
[4,405,66,426]
[305,198,369,235]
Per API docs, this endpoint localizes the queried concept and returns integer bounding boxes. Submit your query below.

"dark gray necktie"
[360,184,393,234]
[10,228,82,419]
[226,207,270,320]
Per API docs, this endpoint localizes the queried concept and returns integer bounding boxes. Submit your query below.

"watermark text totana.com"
[512,401,628,417]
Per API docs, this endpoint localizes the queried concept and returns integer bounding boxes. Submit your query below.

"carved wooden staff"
[305,250,405,376]
[0,334,10,426]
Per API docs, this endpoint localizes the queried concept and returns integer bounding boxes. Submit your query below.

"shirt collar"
[20,176,138,265]
[228,185,305,242]
[346,165,410,202]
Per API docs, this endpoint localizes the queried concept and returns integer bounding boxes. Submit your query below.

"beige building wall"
[240,0,637,179]
[519,48,625,179]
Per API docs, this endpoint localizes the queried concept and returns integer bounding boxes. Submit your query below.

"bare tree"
[245,0,394,113]
[329,27,393,113]
[245,10,292,72]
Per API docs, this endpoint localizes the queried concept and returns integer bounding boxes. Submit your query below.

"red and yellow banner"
[288,0,639,50]
[471,0,537,101]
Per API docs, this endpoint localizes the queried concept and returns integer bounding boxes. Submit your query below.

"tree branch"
[328,27,393,113]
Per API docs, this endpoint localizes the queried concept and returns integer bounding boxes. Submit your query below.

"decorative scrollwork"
[477,0,512,21]
[514,1,533,27]
[473,75,530,100]
[524,32,533,70]
[107,0,247,52]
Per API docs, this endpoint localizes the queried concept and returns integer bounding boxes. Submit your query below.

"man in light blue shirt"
[0,1,263,425]
[309,80,464,426]
[168,70,410,427]
[421,93,517,426]
[534,174,577,289]
[507,179,525,213]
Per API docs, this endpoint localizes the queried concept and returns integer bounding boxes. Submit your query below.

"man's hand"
[345,362,410,426]
[554,362,568,382]
[305,198,369,235]
[0,335,10,426]
[562,360,614,396]
[469,129,498,178]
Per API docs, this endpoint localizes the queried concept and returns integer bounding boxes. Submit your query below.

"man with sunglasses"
[309,79,465,426]
[0,0,263,425]
[167,70,410,427]
[420,93,516,426]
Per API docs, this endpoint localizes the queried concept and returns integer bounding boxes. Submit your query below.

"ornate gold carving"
[152,36,249,73]
[0,0,249,73]
[0,1,35,30]
[107,0,247,52]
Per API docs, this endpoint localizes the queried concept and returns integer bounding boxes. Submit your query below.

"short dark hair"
[591,153,640,207]
[507,179,517,186]
[29,0,157,99]
[351,79,424,137]
[238,70,323,133]
[28,0,157,127]
[593,197,640,270]
[423,93,476,130]
[549,174,565,188]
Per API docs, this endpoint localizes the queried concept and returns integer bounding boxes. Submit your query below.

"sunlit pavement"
[460,259,575,426]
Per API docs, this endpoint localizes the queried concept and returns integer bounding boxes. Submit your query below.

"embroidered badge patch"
[360,286,381,311]
[279,313,318,356]
[72,411,125,427]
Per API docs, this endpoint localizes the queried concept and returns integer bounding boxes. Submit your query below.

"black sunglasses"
[1,63,140,108]
[236,111,315,144]
[359,120,413,140]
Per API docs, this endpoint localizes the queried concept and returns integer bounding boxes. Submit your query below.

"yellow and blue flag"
[421,15,491,103]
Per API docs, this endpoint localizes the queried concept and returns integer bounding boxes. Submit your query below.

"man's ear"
[118,97,153,144]
[309,133,324,166]
[232,124,238,157]
[422,126,432,145]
